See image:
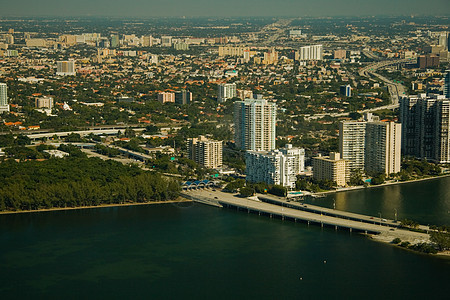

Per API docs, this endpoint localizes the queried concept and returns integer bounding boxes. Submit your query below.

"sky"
[0,0,448,17]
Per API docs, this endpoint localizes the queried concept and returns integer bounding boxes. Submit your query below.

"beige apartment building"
[365,122,402,175]
[187,136,223,169]
[312,152,349,187]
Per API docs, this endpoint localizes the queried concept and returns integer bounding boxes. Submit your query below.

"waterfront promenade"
[182,190,430,244]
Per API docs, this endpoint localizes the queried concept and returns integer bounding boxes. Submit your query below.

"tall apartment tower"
[399,94,450,163]
[56,60,76,76]
[187,136,222,169]
[0,83,9,113]
[217,83,237,103]
[234,98,277,151]
[365,122,402,175]
[444,70,450,99]
[339,121,367,171]
[246,150,296,189]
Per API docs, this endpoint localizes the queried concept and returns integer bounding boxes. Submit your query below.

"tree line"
[0,157,180,212]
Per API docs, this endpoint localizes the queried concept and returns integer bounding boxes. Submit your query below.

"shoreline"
[0,198,193,215]
[314,173,450,196]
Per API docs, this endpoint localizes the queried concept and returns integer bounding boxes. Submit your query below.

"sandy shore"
[0,198,193,215]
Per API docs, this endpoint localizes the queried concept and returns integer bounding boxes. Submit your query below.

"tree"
[239,186,255,197]
[349,169,364,186]
[269,185,287,197]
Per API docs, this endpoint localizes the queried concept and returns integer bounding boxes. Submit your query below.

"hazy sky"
[0,0,448,17]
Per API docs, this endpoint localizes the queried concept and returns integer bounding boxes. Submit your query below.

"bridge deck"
[183,190,429,243]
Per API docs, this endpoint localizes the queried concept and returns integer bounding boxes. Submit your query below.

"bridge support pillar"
[335,225,338,231]
[270,214,272,218]
[307,221,310,226]
[321,223,323,228]
[350,228,352,233]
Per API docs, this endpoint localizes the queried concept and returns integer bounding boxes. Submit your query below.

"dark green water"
[1,178,450,299]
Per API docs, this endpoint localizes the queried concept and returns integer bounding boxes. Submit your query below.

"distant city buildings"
[35,96,54,109]
[56,60,76,76]
[298,44,323,61]
[312,152,349,187]
[289,29,303,38]
[157,92,175,103]
[400,94,450,163]
[187,136,222,169]
[340,84,352,97]
[234,97,277,151]
[0,83,9,113]
[417,54,439,69]
[217,83,237,103]
[175,90,192,105]
[218,46,248,57]
[334,49,347,60]
[161,36,172,47]
[444,70,450,99]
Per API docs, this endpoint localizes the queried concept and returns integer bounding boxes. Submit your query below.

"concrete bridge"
[182,190,430,244]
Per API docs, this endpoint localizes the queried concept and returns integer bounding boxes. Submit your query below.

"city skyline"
[0,0,449,17]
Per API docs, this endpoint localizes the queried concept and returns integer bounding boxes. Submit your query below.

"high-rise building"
[298,44,323,61]
[340,84,352,97]
[157,92,175,103]
[0,83,9,113]
[56,60,76,76]
[217,83,237,103]
[339,121,367,171]
[438,32,449,50]
[142,35,153,47]
[340,120,401,175]
[246,149,296,189]
[279,144,305,174]
[110,35,119,48]
[312,152,349,187]
[365,122,402,175]
[175,90,192,105]
[400,94,450,163]
[187,136,222,169]
[161,36,172,47]
[234,98,277,151]
[417,54,440,69]
[263,48,278,65]
[218,46,248,57]
[444,70,450,99]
